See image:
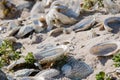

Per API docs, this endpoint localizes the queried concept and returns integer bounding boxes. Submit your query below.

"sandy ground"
[13,13,120,80]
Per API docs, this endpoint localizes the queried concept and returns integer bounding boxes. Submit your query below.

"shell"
[16,25,34,38]
[7,58,26,70]
[15,69,39,77]
[46,1,77,31]
[104,17,120,32]
[33,45,68,64]
[0,70,8,80]
[30,1,45,17]
[90,41,120,56]
[7,27,20,36]
[35,69,60,79]
[103,0,120,14]
[61,60,93,79]
[71,17,96,32]
[32,19,45,33]
[48,28,64,37]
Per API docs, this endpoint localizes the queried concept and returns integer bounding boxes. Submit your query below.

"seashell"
[15,69,39,77]
[71,17,96,32]
[48,28,64,37]
[16,25,34,38]
[0,70,8,80]
[90,41,120,56]
[35,69,60,79]
[46,1,77,31]
[103,0,120,14]
[7,58,26,70]
[61,60,93,79]
[103,17,120,32]
[7,27,20,36]
[33,45,68,64]
[30,1,45,17]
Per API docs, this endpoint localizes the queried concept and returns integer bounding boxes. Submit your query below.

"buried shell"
[14,69,39,77]
[71,17,96,32]
[35,69,60,78]
[33,45,68,64]
[89,41,120,56]
[104,17,120,32]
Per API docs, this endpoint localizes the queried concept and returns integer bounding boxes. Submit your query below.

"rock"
[61,60,93,79]
[16,25,34,38]
[0,70,8,80]
[35,69,60,79]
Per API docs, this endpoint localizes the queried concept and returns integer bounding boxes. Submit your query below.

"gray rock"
[16,25,34,38]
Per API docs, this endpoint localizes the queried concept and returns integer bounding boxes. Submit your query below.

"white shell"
[33,45,68,64]
[104,17,120,32]
[17,25,34,38]
[71,17,96,32]
[35,69,60,78]
[90,41,120,56]
[15,69,37,77]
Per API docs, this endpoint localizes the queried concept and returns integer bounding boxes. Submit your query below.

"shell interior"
[90,43,118,56]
